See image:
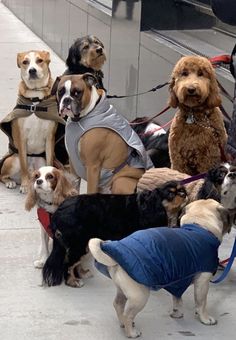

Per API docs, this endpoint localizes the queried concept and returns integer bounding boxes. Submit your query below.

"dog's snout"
[228,172,236,179]
[187,86,196,95]
[29,67,37,75]
[63,97,72,106]
[96,47,103,54]
[36,179,43,186]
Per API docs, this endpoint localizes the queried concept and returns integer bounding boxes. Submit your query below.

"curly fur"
[168,55,227,175]
[43,181,187,286]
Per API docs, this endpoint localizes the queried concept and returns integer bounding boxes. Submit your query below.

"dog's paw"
[200,315,217,325]
[5,181,17,189]
[34,259,46,269]
[196,311,217,325]
[170,309,184,319]
[79,268,93,279]
[20,183,28,194]
[126,328,142,338]
[66,277,85,288]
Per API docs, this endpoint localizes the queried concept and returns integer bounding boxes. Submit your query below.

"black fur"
[131,117,170,168]
[43,181,187,286]
[64,35,105,90]
[197,164,228,201]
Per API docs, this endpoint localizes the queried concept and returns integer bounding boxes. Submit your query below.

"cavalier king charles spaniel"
[25,166,78,269]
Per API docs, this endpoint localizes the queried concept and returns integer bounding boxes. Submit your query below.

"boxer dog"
[52,73,152,194]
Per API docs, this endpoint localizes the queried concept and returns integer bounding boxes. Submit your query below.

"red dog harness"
[37,208,53,238]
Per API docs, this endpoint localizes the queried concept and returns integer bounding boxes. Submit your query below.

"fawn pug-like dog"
[89,199,232,338]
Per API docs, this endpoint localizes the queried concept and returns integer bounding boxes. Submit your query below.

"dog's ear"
[53,169,78,206]
[25,176,37,211]
[66,43,80,68]
[217,205,232,235]
[51,76,61,96]
[206,67,222,108]
[168,78,178,108]
[17,52,24,68]
[41,50,51,64]
[83,73,97,87]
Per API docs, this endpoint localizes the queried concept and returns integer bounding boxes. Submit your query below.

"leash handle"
[211,237,236,284]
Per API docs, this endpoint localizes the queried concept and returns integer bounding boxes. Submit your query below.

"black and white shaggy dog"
[64,35,106,89]
[43,181,187,288]
[131,117,170,168]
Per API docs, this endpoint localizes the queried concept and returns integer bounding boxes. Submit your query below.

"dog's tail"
[42,238,67,286]
[88,238,117,266]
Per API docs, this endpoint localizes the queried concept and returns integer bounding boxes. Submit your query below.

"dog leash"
[129,106,171,126]
[107,81,170,99]
[211,237,236,283]
[179,173,207,185]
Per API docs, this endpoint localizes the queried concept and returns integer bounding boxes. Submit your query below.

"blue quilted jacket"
[95,224,220,298]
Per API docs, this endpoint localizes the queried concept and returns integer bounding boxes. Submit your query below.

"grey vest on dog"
[65,97,153,188]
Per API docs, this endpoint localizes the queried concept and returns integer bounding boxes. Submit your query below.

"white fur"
[59,80,73,115]
[80,85,99,117]
[145,122,166,137]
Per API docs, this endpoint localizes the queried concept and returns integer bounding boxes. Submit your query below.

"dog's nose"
[36,179,43,185]
[228,172,236,179]
[187,86,196,94]
[63,97,72,106]
[96,47,103,54]
[29,67,37,75]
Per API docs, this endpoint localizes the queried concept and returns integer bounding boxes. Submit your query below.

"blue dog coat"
[95,224,220,298]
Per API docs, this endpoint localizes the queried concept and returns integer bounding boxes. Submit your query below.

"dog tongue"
[60,107,71,117]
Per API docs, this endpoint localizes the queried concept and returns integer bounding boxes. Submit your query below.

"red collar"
[37,207,53,238]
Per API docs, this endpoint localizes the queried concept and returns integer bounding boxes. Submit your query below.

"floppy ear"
[168,77,179,108]
[52,170,78,206]
[51,76,61,96]
[66,43,80,68]
[25,181,37,211]
[83,73,97,87]
[206,68,221,108]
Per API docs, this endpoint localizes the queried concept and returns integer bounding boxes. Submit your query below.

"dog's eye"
[46,174,54,180]
[34,173,40,179]
[181,70,188,77]
[83,45,89,50]
[73,90,81,97]
[22,60,29,65]
[36,58,43,64]
[168,192,176,200]
[197,70,203,76]
[58,88,65,97]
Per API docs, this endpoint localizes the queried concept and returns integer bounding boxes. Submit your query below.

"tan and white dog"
[52,73,152,194]
[0,50,65,193]
[89,199,232,338]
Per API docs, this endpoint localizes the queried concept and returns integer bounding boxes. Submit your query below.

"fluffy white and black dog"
[89,199,232,338]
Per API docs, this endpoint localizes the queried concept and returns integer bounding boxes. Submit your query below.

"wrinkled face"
[56,74,96,119]
[161,182,188,211]
[17,50,50,85]
[32,166,58,193]
[172,56,213,107]
[73,35,106,70]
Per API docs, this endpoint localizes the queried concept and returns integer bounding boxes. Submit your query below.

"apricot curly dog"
[168,55,227,175]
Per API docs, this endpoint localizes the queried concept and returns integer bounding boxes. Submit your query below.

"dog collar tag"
[186,113,195,124]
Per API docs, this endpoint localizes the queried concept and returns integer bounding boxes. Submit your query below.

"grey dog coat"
[65,95,153,187]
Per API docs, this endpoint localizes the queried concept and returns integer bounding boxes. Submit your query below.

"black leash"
[107,81,169,99]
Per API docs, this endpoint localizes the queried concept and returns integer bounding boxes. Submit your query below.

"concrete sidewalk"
[0,3,235,339]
